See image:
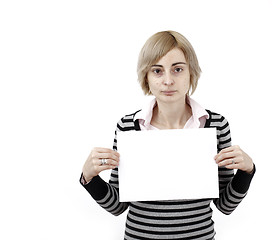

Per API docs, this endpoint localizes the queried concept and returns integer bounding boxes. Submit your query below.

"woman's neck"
[151,97,192,129]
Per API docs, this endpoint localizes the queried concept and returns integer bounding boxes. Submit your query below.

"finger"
[214,148,232,160]
[225,163,240,170]
[98,164,117,171]
[97,152,120,162]
[93,147,120,156]
[91,150,120,161]
[215,151,237,163]
[217,157,241,167]
[93,149,120,160]
[96,158,119,167]
[91,153,118,164]
[217,145,241,156]
[219,146,235,153]
[217,159,232,167]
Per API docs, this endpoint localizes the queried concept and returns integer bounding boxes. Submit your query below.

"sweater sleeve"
[210,113,256,215]
[79,118,131,216]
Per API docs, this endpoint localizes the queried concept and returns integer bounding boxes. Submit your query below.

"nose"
[163,72,174,86]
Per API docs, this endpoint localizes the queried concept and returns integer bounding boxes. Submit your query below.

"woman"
[80,31,255,239]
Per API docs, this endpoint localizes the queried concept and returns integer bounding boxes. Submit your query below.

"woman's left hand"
[214,145,254,174]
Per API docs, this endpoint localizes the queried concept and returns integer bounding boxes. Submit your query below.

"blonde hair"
[137,30,201,95]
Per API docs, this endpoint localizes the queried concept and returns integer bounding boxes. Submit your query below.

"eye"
[174,67,183,73]
[152,68,162,75]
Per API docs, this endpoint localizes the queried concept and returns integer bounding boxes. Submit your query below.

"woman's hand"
[82,147,120,182]
[214,145,254,174]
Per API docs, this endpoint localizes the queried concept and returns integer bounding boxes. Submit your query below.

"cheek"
[183,74,190,87]
[185,77,190,87]
[147,77,159,90]
[179,76,190,93]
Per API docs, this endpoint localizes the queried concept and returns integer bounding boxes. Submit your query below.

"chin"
[159,95,179,103]
[157,93,186,104]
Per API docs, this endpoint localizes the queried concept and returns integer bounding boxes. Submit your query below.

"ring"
[232,160,235,164]
[100,158,108,165]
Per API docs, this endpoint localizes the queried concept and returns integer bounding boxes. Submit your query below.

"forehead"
[155,48,186,65]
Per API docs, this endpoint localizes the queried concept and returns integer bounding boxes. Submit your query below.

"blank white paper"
[117,128,218,202]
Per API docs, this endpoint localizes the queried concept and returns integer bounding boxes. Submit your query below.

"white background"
[0,0,271,239]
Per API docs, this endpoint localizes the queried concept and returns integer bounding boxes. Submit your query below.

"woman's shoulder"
[206,109,226,120]
[205,109,230,129]
[116,109,142,131]
[119,109,142,122]
[205,110,232,150]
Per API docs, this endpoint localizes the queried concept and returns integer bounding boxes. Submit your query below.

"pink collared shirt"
[135,96,209,130]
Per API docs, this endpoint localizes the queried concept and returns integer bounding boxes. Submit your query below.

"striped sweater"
[81,110,255,239]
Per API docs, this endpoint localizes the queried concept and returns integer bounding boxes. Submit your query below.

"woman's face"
[147,48,190,104]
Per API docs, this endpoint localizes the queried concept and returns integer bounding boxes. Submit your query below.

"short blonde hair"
[137,30,201,95]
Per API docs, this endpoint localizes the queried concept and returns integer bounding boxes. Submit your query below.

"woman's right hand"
[82,147,120,183]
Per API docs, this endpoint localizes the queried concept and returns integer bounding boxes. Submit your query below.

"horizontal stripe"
[128,207,213,221]
[125,229,215,240]
[130,201,210,213]
[128,204,212,219]
[128,208,213,224]
[138,198,211,206]
[126,216,213,233]
[117,123,135,131]
[127,212,213,228]
[125,221,215,239]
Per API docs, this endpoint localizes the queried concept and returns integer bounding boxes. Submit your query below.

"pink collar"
[134,96,209,130]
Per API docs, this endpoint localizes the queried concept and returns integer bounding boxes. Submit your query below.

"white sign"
[117,128,218,202]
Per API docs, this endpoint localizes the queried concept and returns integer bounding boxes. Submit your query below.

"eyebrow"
[151,62,187,67]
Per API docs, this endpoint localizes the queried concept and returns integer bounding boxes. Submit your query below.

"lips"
[161,90,177,95]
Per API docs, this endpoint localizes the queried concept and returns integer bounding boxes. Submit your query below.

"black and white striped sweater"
[81,109,255,240]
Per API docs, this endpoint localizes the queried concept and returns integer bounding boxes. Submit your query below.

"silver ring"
[232,160,235,164]
[101,158,107,165]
